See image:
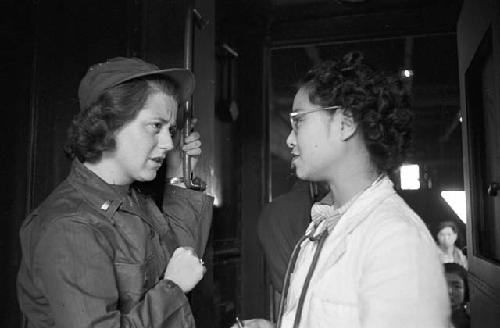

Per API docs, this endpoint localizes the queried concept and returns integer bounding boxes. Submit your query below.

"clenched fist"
[163,247,205,293]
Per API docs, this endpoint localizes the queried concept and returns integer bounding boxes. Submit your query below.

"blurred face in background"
[445,272,465,309]
[437,226,458,249]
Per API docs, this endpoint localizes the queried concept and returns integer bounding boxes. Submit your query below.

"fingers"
[183,246,196,255]
[184,131,200,143]
[164,247,205,293]
[182,142,202,156]
[182,131,201,156]
[174,247,205,273]
[171,247,184,257]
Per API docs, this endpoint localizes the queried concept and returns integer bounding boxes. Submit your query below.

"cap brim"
[120,68,195,102]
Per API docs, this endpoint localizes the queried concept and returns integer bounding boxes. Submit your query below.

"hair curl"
[299,51,413,173]
[65,76,178,163]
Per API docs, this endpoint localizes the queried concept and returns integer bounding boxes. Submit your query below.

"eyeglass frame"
[289,105,343,133]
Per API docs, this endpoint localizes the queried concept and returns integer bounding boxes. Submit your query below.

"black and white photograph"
[2,0,499,327]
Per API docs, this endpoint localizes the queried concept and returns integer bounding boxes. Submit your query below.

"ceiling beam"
[269,0,461,47]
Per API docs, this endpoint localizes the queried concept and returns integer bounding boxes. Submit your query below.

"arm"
[36,218,191,328]
[162,127,214,257]
[162,185,213,257]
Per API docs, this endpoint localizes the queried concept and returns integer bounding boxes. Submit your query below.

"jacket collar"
[333,176,395,236]
[313,176,396,278]
[67,160,156,226]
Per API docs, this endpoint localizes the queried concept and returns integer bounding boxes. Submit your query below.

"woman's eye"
[169,126,178,137]
[150,122,162,132]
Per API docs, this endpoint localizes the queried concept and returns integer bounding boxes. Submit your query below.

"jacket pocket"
[114,255,157,313]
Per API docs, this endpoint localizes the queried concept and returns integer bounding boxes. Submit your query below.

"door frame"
[458,0,500,324]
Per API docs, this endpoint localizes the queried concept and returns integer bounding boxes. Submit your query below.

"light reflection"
[440,191,466,223]
[400,164,420,190]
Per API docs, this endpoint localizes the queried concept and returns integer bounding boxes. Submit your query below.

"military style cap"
[78,57,195,109]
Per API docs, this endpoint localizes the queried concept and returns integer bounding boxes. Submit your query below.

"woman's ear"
[340,110,358,141]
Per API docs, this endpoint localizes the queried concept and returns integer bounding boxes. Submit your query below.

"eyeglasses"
[289,105,343,133]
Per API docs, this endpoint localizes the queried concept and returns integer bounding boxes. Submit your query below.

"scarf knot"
[308,204,341,237]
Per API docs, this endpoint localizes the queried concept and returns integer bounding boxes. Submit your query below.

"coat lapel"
[313,178,396,279]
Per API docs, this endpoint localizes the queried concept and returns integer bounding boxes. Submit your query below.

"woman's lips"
[149,157,165,168]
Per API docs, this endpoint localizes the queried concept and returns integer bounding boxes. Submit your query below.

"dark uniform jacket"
[257,180,313,292]
[17,160,213,328]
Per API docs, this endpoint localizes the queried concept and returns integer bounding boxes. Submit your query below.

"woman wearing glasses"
[234,52,449,328]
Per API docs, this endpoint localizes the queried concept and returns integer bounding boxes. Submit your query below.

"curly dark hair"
[65,76,178,163]
[299,51,413,173]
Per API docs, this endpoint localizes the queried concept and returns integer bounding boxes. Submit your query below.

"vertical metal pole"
[182,4,206,190]
[183,4,194,186]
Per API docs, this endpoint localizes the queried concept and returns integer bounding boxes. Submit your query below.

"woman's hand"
[165,118,201,178]
[230,319,275,328]
[163,247,205,293]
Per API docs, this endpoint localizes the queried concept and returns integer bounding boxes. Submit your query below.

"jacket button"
[101,201,110,210]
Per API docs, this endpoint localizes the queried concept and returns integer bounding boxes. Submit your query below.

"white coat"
[281,177,450,328]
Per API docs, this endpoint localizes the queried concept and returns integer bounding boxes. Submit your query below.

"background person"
[17,57,213,328]
[437,221,467,269]
[444,263,470,328]
[257,180,313,292]
[257,179,328,318]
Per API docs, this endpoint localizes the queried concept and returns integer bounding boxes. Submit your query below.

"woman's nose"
[286,130,296,149]
[159,128,174,151]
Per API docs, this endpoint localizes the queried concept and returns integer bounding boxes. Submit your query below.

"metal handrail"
[182,4,207,191]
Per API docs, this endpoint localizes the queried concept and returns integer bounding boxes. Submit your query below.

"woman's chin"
[136,171,158,182]
[294,168,308,180]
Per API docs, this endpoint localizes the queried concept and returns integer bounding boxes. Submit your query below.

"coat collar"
[67,160,159,228]
[332,176,395,236]
[312,177,396,278]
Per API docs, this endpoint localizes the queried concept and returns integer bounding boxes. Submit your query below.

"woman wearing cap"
[234,52,449,328]
[17,57,212,328]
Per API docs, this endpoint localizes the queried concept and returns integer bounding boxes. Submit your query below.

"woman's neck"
[84,160,132,186]
[440,244,455,254]
[328,167,380,208]
[325,140,381,207]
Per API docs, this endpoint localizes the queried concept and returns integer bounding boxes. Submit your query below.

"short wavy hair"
[438,220,459,234]
[299,52,413,173]
[65,76,178,163]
